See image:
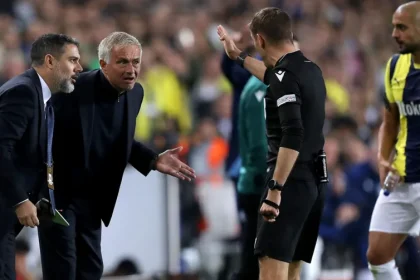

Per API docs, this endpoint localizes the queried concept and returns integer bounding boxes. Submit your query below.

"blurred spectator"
[15,239,33,280]
[104,258,142,277]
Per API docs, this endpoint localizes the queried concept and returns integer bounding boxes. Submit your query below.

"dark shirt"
[89,72,126,180]
[53,71,127,197]
[263,50,326,176]
[221,53,252,177]
[264,51,326,164]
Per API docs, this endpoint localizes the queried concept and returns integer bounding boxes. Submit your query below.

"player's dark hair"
[249,7,293,44]
[31,34,79,66]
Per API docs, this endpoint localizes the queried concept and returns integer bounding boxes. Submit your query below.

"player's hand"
[378,157,397,185]
[15,200,39,228]
[217,25,242,60]
[155,146,196,181]
[260,190,281,222]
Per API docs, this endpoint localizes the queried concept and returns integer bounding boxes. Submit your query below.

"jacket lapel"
[27,68,47,161]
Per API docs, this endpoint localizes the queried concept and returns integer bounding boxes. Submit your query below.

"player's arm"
[270,70,303,187]
[378,58,399,183]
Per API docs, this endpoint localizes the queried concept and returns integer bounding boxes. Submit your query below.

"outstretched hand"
[155,146,196,181]
[217,25,242,60]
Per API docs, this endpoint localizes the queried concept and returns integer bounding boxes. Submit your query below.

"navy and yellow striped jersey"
[384,53,420,183]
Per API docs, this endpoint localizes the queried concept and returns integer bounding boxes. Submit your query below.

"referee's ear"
[256,33,266,49]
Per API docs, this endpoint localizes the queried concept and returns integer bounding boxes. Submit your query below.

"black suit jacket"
[52,70,157,226]
[0,68,47,208]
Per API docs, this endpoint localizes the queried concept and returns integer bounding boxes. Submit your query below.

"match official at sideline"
[217,8,327,280]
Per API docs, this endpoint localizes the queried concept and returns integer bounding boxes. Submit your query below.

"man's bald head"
[396,1,420,26]
[392,1,420,54]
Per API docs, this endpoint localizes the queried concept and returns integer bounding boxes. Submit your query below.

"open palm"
[217,25,241,60]
[155,146,196,181]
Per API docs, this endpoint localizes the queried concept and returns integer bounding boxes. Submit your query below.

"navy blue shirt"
[221,53,251,179]
[89,72,127,180]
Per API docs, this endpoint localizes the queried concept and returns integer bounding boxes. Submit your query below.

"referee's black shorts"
[254,164,325,263]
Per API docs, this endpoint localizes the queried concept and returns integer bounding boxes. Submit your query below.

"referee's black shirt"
[263,50,326,174]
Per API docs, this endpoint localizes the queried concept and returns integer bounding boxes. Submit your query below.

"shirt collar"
[37,73,52,106]
[98,70,127,99]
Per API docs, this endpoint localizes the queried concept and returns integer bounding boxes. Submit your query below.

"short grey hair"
[98,32,142,63]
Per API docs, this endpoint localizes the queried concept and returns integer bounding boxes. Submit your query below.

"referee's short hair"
[250,7,293,44]
[31,34,79,67]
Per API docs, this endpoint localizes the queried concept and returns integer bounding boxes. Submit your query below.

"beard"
[54,65,75,94]
[398,42,419,54]
[59,78,75,94]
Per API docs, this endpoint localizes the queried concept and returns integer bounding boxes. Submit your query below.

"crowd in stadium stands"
[1,0,420,279]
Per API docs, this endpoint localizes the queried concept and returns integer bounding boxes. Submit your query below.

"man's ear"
[99,59,107,72]
[257,34,265,49]
[44,54,55,70]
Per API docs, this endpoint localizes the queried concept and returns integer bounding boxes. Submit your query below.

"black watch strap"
[235,51,249,68]
[269,179,284,191]
[263,199,280,209]
[273,184,284,191]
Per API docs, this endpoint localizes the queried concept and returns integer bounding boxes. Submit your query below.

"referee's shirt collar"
[276,50,302,65]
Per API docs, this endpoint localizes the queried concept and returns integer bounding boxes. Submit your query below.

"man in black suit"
[38,31,196,280]
[0,34,82,280]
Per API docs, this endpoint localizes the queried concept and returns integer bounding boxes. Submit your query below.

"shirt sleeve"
[0,85,35,207]
[269,69,304,151]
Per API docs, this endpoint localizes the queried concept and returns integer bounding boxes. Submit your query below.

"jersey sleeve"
[269,69,302,107]
[269,69,304,151]
[383,57,395,108]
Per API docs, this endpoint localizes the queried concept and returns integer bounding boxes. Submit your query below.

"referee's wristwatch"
[235,51,249,68]
[268,179,284,192]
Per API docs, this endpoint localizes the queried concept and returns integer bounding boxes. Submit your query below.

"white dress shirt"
[38,73,52,109]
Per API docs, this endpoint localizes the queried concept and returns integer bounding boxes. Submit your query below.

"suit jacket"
[52,70,157,226]
[0,68,47,208]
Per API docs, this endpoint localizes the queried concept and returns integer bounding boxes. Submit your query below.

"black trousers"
[38,198,103,280]
[0,193,37,280]
[0,207,22,280]
[233,193,261,280]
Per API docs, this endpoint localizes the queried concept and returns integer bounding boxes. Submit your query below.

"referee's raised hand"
[217,25,241,60]
[260,190,281,222]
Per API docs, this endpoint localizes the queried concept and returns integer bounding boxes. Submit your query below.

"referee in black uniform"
[217,8,327,280]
